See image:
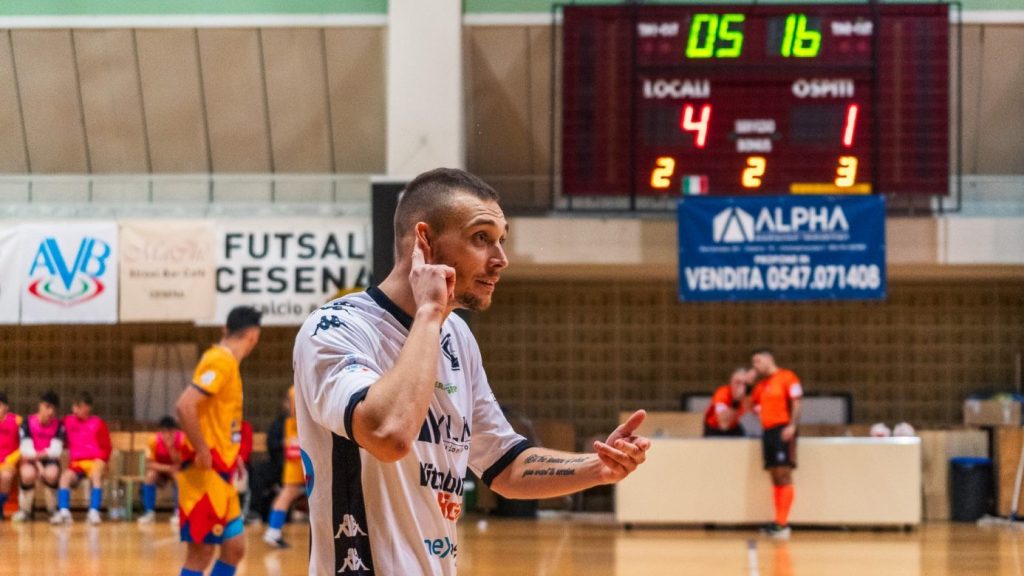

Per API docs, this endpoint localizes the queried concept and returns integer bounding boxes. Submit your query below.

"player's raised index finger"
[617,409,647,436]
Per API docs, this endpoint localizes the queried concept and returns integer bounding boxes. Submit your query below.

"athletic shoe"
[49,509,72,525]
[760,523,791,540]
[10,511,30,523]
[86,509,102,525]
[169,512,180,528]
[137,511,156,524]
[263,532,291,549]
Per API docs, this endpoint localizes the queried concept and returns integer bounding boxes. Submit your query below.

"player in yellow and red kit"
[175,306,261,576]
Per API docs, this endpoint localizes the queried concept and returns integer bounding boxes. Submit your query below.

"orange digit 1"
[742,156,766,188]
[650,157,676,189]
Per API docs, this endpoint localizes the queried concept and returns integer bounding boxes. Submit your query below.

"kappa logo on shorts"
[338,548,370,572]
[334,514,367,539]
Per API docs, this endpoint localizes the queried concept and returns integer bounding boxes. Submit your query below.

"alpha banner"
[119,220,217,322]
[20,221,119,324]
[0,226,20,324]
[678,195,886,302]
[214,218,372,326]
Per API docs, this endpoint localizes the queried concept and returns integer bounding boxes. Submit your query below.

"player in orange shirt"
[175,306,262,576]
[703,368,752,437]
[749,349,803,540]
[138,416,183,525]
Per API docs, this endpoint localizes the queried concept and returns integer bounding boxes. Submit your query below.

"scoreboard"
[561,3,950,197]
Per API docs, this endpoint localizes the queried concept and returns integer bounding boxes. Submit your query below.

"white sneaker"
[760,523,791,540]
[49,509,72,525]
[10,511,29,523]
[137,511,156,524]
[169,511,180,527]
[263,531,290,549]
[86,509,102,525]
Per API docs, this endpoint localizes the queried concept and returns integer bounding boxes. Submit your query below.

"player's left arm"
[97,420,112,462]
[783,397,802,442]
[490,410,651,499]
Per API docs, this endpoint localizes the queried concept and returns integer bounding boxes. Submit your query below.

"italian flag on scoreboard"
[681,175,708,195]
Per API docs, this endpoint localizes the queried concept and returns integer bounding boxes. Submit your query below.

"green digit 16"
[781,14,821,57]
[686,13,745,59]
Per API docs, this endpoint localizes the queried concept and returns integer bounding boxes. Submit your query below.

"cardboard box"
[964,399,1022,427]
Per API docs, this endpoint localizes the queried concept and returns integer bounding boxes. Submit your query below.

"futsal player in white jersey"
[293,168,651,576]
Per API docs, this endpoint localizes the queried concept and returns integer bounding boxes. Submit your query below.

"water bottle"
[108,486,126,521]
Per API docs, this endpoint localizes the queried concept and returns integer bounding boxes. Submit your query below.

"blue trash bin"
[950,457,993,522]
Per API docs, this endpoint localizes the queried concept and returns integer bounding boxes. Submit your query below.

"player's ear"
[414,223,433,263]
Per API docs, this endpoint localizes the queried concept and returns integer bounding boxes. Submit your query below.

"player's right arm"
[176,386,211,469]
[18,420,36,461]
[351,237,450,462]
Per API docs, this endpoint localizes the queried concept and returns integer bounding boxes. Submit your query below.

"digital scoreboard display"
[561,3,950,197]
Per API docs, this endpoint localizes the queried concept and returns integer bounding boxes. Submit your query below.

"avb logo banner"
[0,226,20,324]
[214,218,371,326]
[678,196,885,302]
[20,222,119,323]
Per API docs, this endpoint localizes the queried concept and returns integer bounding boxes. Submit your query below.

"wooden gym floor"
[0,512,1017,575]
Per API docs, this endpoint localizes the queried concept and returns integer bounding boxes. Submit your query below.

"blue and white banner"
[678,196,886,302]
[20,222,120,324]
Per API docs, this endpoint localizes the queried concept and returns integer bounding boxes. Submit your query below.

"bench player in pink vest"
[51,391,111,525]
[13,390,65,522]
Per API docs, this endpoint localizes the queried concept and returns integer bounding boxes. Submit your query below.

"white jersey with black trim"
[293,287,531,576]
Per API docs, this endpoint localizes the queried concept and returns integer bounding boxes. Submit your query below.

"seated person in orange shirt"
[702,368,752,437]
[138,416,184,524]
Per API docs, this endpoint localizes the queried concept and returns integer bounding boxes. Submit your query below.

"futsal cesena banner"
[19,222,120,324]
[213,218,372,326]
[677,195,886,302]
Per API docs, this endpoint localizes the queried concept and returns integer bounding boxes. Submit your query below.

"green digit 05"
[686,13,745,59]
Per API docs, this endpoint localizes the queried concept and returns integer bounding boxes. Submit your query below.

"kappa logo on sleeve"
[200,371,216,386]
[440,333,461,372]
